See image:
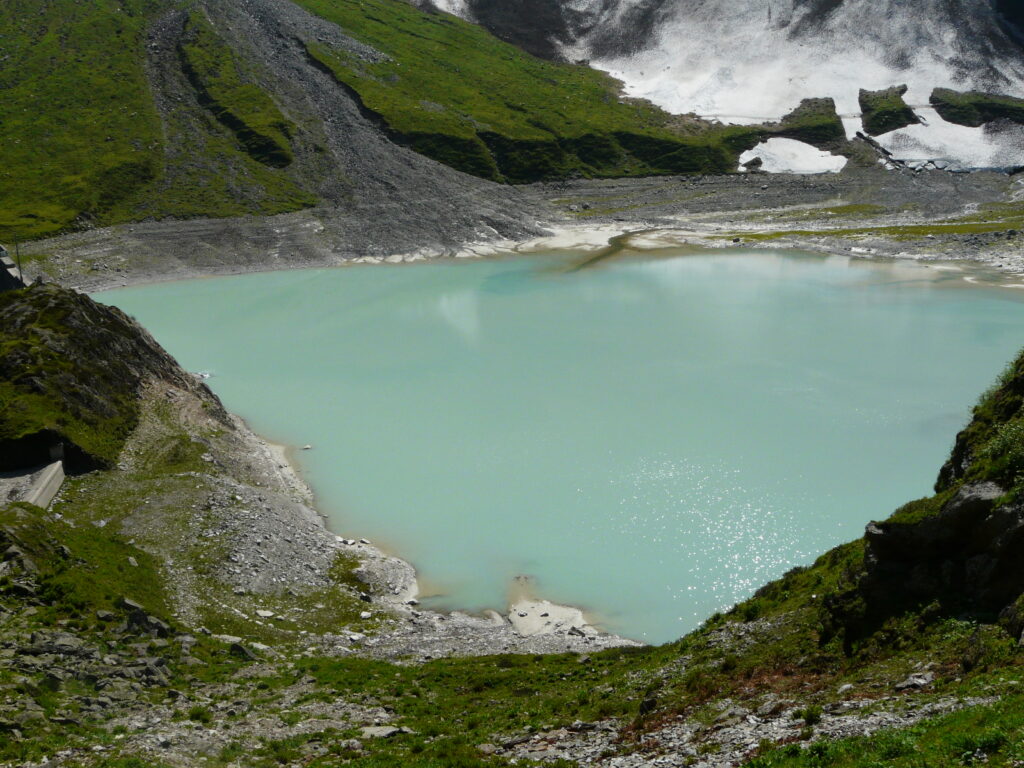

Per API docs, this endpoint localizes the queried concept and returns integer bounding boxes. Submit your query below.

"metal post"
[14,236,23,285]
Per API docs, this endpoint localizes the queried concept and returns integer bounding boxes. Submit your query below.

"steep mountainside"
[430,0,1024,167]
[0,0,541,242]
[6,0,1019,246]
[1,0,821,245]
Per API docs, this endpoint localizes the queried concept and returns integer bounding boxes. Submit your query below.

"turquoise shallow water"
[97,249,1024,642]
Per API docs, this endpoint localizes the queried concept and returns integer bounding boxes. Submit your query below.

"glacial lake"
[97,249,1024,642]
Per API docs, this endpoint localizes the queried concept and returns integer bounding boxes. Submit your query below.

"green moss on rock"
[930,87,1024,128]
[858,85,920,136]
[776,98,847,148]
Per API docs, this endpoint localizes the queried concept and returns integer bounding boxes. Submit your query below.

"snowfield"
[430,0,1024,168]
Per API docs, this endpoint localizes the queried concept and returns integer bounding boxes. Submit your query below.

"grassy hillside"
[0,0,165,241]
[0,0,314,243]
[297,0,765,182]
[297,0,852,181]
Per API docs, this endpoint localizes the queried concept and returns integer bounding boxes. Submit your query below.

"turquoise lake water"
[96,249,1024,642]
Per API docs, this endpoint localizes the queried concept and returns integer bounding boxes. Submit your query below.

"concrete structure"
[0,245,24,291]
[22,460,65,509]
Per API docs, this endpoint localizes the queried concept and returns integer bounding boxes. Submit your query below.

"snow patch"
[428,0,476,19]
[875,108,1024,168]
[566,0,1024,167]
[739,139,848,174]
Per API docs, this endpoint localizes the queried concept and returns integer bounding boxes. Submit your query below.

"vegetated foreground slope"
[3,288,1024,765]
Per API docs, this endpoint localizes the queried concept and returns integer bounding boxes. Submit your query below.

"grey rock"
[895,672,935,691]
[360,725,412,738]
[229,642,259,661]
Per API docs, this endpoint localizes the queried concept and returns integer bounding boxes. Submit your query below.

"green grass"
[0,0,315,243]
[295,0,764,181]
[0,501,169,629]
[0,0,165,241]
[933,348,1024,501]
[747,695,1024,767]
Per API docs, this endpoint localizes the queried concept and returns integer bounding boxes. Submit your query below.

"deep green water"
[97,249,1024,642]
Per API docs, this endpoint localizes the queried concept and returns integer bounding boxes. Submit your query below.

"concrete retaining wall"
[23,460,65,509]
[0,254,23,291]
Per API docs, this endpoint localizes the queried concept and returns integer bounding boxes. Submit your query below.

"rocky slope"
[0,282,224,472]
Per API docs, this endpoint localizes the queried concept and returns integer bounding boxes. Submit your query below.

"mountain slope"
[0,0,533,242]
[431,0,1024,168]
[0,0,787,245]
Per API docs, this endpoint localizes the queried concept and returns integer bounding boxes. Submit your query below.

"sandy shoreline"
[251,420,616,641]
[22,168,1024,294]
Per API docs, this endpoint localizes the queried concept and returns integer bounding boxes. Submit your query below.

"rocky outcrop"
[826,348,1024,644]
[0,283,226,471]
[930,87,1024,128]
[858,85,920,136]
[859,483,1024,621]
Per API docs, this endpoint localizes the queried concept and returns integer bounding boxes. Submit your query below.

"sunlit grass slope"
[0,0,165,241]
[0,1,313,243]
[296,0,767,181]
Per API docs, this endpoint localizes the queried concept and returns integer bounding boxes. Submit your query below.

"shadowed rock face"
[997,0,1024,44]
[824,348,1024,647]
[861,484,1024,621]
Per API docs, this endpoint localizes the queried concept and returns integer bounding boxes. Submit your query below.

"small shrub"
[792,705,822,726]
